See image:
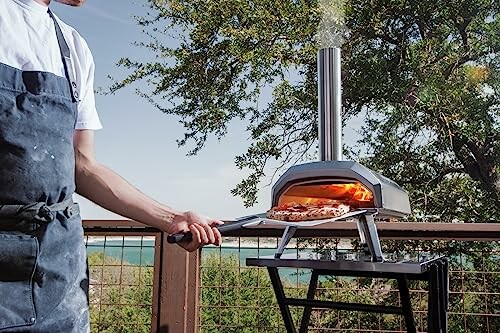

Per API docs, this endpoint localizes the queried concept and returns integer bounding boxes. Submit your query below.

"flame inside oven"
[278,182,374,208]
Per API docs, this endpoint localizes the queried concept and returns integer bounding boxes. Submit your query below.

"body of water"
[86,239,314,283]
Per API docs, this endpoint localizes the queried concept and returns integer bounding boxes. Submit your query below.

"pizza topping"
[266,200,350,222]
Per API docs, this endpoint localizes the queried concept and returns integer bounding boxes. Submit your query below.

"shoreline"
[85,236,353,249]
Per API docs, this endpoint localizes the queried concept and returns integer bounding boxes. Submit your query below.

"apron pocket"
[0,233,38,330]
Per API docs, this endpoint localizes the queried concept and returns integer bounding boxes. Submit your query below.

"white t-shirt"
[0,0,102,130]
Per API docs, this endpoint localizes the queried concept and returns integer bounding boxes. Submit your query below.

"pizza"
[266,201,350,222]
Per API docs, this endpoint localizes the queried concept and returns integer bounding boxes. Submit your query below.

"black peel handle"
[166,218,259,244]
[167,232,193,243]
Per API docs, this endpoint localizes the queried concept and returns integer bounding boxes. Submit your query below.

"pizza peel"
[166,210,369,256]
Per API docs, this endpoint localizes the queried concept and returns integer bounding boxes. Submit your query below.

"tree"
[111,0,499,221]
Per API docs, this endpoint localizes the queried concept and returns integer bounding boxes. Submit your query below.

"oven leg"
[397,277,416,333]
[356,214,384,262]
[299,270,320,333]
[275,226,297,259]
[267,267,296,333]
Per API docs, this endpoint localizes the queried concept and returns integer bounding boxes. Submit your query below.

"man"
[0,0,222,331]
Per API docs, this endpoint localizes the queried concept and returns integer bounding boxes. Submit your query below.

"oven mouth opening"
[277,181,374,209]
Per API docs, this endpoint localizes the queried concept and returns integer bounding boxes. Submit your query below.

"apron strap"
[47,9,80,103]
[0,198,79,224]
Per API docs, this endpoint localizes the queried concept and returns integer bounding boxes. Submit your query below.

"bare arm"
[73,129,222,251]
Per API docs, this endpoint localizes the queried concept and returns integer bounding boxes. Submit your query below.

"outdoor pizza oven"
[270,47,411,221]
[271,161,411,219]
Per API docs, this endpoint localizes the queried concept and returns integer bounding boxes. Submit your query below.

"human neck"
[33,0,50,7]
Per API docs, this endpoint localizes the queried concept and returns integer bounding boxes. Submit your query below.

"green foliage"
[88,252,153,333]
[112,0,499,221]
[311,277,409,331]
[199,252,283,332]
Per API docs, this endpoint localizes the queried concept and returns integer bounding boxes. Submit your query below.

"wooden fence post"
[156,232,200,333]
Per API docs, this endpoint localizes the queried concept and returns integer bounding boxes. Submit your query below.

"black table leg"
[267,267,296,333]
[397,277,417,333]
[299,270,320,333]
[428,263,441,333]
[438,259,449,333]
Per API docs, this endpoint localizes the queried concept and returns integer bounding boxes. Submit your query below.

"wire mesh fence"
[198,237,499,333]
[84,235,156,333]
[80,222,499,333]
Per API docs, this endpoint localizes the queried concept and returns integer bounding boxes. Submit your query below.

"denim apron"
[0,10,89,333]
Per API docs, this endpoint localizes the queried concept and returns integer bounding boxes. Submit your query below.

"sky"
[52,0,364,221]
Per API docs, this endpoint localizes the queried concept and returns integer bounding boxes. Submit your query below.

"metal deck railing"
[83,221,500,333]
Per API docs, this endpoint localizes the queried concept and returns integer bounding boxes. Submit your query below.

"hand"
[169,211,223,252]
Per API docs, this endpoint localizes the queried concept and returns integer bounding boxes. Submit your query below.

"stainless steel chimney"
[318,47,342,161]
